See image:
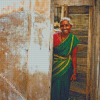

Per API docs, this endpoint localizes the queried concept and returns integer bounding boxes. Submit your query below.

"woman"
[51,17,79,100]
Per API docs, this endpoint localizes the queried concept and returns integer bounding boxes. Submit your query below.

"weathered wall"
[0,0,53,99]
[0,9,29,100]
[0,0,25,15]
[27,0,52,99]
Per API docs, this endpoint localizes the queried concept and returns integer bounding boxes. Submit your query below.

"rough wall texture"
[27,0,51,99]
[0,10,29,99]
[0,0,52,99]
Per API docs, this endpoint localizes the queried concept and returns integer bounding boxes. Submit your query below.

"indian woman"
[51,17,79,100]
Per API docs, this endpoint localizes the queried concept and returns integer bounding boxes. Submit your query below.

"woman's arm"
[72,46,77,75]
[71,46,77,82]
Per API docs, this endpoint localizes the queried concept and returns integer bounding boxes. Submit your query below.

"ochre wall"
[0,0,53,99]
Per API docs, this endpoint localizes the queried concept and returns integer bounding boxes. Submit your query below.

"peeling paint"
[0,0,52,99]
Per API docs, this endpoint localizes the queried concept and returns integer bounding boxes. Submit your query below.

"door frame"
[52,2,100,99]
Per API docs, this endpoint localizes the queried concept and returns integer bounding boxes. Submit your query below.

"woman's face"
[60,20,72,35]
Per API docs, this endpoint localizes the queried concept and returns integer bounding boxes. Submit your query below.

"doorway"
[54,5,92,100]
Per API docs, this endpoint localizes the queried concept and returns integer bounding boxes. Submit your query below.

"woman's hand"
[70,74,76,82]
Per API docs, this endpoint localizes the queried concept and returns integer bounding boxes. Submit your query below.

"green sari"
[51,33,79,100]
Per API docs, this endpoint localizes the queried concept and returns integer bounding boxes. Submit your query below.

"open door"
[54,5,92,100]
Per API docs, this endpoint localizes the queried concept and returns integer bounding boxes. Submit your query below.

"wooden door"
[68,6,89,99]
[68,6,89,91]
[54,5,92,100]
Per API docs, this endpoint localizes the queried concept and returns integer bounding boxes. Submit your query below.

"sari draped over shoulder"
[51,33,79,100]
[52,33,79,80]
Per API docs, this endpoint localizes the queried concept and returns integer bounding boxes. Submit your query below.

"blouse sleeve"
[53,33,61,47]
[72,46,77,53]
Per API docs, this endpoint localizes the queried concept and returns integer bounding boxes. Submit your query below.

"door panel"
[68,6,89,96]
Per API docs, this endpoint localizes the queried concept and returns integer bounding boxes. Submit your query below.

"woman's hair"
[60,17,73,26]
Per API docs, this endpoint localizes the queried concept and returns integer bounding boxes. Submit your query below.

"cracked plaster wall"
[0,0,53,99]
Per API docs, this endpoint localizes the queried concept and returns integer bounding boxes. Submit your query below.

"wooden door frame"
[90,0,100,100]
[53,1,100,99]
[86,6,92,100]
[54,5,92,99]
